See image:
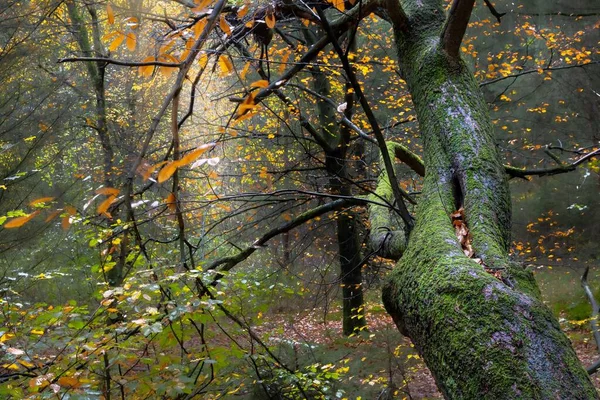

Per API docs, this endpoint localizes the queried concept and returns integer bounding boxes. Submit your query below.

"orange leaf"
[218,55,233,76]
[237,4,249,18]
[166,193,177,213]
[265,12,276,29]
[157,161,181,183]
[107,3,115,25]
[238,92,257,114]
[45,209,61,223]
[108,32,125,51]
[194,19,207,38]
[193,0,213,12]
[240,62,251,80]
[142,161,168,181]
[139,56,155,77]
[123,16,139,29]
[219,15,231,36]
[250,80,269,88]
[97,195,117,216]
[57,376,81,388]
[4,211,41,228]
[65,206,77,215]
[279,49,291,73]
[96,187,120,196]
[29,197,54,206]
[179,143,215,166]
[330,0,345,11]
[126,32,136,51]
[61,215,71,230]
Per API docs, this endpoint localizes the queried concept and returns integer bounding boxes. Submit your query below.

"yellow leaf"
[259,166,268,179]
[302,18,310,27]
[107,3,115,25]
[219,15,231,36]
[157,161,181,183]
[97,195,117,216]
[245,20,254,28]
[31,329,44,336]
[218,55,233,76]
[18,359,34,368]
[58,376,81,388]
[96,187,120,196]
[265,12,276,29]
[166,193,177,213]
[250,80,269,88]
[139,56,155,77]
[29,197,54,206]
[4,211,41,229]
[108,32,125,51]
[126,32,136,51]
[0,333,15,342]
[3,363,20,370]
[198,53,209,69]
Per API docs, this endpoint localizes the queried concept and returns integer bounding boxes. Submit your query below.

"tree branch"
[384,0,410,33]
[480,61,599,87]
[483,0,506,23]
[204,198,367,286]
[440,0,476,58]
[58,57,181,68]
[505,148,599,179]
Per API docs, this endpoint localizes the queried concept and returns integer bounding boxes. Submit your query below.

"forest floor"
[255,307,600,399]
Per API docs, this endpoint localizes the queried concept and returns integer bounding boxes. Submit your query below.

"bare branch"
[480,61,600,87]
[440,0,476,58]
[505,148,600,179]
[483,0,506,23]
[58,57,181,68]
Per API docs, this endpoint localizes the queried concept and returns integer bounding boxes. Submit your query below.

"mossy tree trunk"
[380,0,598,398]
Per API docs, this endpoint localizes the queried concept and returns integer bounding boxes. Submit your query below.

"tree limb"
[58,57,181,68]
[440,0,476,58]
[483,0,506,23]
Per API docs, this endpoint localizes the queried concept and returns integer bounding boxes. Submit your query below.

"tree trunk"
[326,152,367,335]
[381,1,597,398]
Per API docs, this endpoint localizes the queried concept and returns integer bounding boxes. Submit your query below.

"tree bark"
[381,0,598,398]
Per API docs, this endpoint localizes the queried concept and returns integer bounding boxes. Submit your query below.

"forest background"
[0,0,599,398]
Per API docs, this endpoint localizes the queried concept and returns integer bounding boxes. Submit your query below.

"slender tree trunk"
[381,0,597,398]
[326,152,367,335]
